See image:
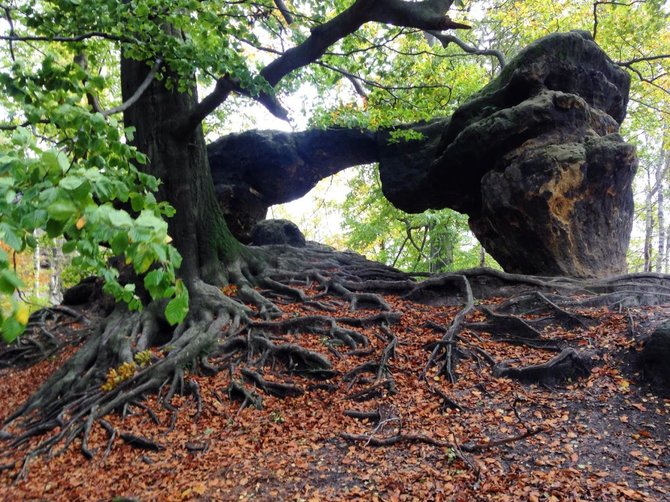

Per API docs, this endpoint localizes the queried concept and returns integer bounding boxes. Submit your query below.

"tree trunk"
[120,57,242,287]
[48,242,64,305]
[644,169,654,272]
[657,182,665,272]
[33,235,40,300]
[656,149,667,272]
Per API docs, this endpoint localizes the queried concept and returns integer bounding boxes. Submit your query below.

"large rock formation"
[209,31,637,277]
[208,128,376,240]
[379,30,636,277]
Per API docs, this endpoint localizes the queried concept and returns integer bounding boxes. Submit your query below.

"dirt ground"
[0,290,668,501]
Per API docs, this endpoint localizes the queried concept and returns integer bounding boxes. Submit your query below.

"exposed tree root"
[340,428,543,454]
[3,249,670,477]
[241,368,304,398]
[0,306,90,368]
[493,348,594,385]
[422,275,474,382]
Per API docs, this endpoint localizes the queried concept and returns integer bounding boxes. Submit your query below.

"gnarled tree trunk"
[120,58,241,287]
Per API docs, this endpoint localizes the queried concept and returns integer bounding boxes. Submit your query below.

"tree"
[1,0,669,465]
[0,0,473,457]
[338,164,485,273]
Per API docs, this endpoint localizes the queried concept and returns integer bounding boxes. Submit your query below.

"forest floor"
[0,284,668,501]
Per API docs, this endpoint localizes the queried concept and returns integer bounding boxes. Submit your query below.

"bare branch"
[428,31,506,69]
[2,6,16,61]
[0,119,48,131]
[262,0,469,89]
[74,52,104,114]
[629,96,670,116]
[0,32,135,44]
[232,85,290,122]
[370,0,469,33]
[317,61,452,93]
[177,75,237,135]
[273,0,294,25]
[617,54,670,66]
[622,63,670,97]
[102,59,162,117]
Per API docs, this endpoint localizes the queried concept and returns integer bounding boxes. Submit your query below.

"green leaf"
[136,210,166,231]
[1,317,24,343]
[59,176,85,191]
[144,269,164,288]
[42,150,70,174]
[0,223,23,251]
[20,210,48,230]
[110,232,129,255]
[0,269,23,294]
[46,218,66,238]
[62,240,77,253]
[165,281,189,326]
[107,209,133,228]
[47,199,77,221]
[130,193,145,212]
[11,127,31,146]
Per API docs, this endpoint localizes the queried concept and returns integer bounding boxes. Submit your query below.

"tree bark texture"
[121,57,241,286]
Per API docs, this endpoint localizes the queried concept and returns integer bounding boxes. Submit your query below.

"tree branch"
[0,119,49,131]
[428,31,506,69]
[0,32,135,44]
[273,0,294,25]
[176,75,237,135]
[182,0,469,133]
[617,54,670,66]
[102,59,162,117]
[2,6,16,61]
[621,62,670,97]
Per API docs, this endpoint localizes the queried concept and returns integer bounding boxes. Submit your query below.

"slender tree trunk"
[33,234,40,300]
[657,187,665,272]
[48,242,63,305]
[479,244,486,267]
[120,57,242,287]
[656,152,667,272]
[644,169,654,272]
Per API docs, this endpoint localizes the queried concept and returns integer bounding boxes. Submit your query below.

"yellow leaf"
[15,304,29,325]
[192,483,206,495]
[76,216,86,230]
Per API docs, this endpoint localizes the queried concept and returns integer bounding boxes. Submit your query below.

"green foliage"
[340,166,485,274]
[0,51,184,341]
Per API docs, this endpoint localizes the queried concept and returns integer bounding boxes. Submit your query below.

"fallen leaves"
[0,294,668,500]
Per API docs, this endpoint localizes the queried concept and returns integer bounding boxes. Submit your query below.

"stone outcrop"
[208,128,376,241]
[250,219,306,247]
[379,30,636,277]
[209,31,637,278]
